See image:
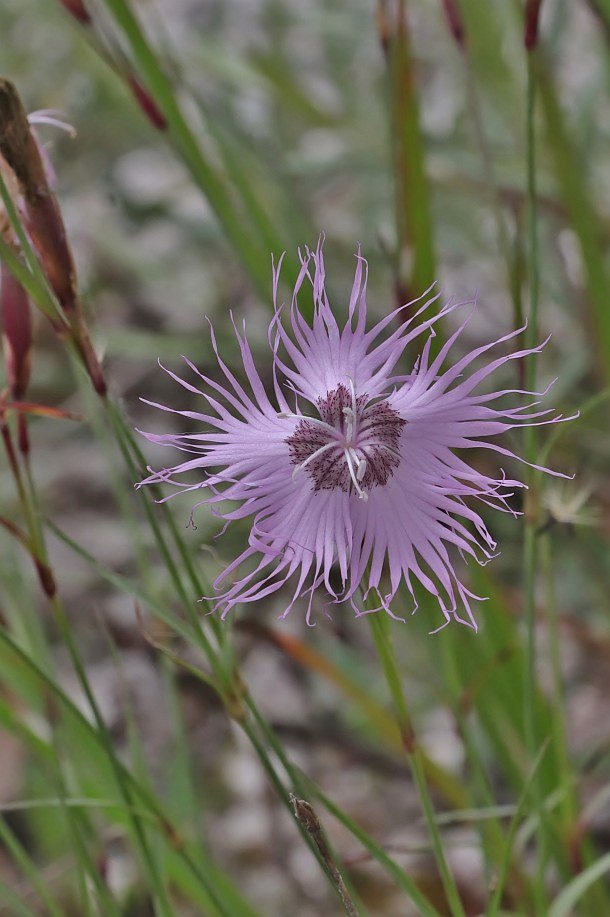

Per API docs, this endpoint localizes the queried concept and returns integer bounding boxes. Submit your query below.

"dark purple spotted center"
[286,383,406,499]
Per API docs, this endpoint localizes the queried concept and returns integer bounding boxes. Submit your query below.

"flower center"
[285,382,406,500]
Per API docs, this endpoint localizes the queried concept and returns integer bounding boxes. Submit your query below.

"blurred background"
[0,1,609,915]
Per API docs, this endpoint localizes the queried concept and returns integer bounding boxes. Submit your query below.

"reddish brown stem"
[524,0,544,49]
[59,0,91,24]
[441,0,466,48]
[127,76,168,131]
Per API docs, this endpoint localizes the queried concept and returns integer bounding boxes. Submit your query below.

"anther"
[285,382,405,497]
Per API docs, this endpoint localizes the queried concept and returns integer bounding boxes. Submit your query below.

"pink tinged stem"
[126,76,168,131]
[440,0,466,48]
[1,264,32,400]
[59,0,92,24]
[1,266,32,454]
[524,0,544,50]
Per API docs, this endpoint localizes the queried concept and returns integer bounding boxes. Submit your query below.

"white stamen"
[347,376,358,417]
[292,441,336,480]
[279,411,337,437]
[342,376,360,445]
[344,448,368,500]
[342,406,355,443]
[285,382,404,498]
[28,111,77,137]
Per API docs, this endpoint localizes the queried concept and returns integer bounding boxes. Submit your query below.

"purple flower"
[139,241,570,631]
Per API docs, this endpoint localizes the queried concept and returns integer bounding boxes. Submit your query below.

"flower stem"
[379,0,436,317]
[523,45,548,911]
[368,611,466,917]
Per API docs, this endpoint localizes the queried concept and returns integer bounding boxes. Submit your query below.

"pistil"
[286,382,406,498]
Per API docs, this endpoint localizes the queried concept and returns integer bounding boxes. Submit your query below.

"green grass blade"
[549,852,610,917]
[99,0,274,299]
[536,55,610,381]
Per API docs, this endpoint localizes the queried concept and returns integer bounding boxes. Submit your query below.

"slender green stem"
[104,400,224,661]
[539,388,610,467]
[0,882,44,917]
[438,636,533,908]
[536,52,610,382]
[523,50,539,692]
[96,390,367,911]
[523,47,548,912]
[238,706,365,912]
[50,605,173,917]
[368,612,466,917]
[305,777,443,917]
[541,536,573,828]
[8,424,174,915]
[461,48,523,329]
[99,0,278,300]
[540,537,609,916]
[0,627,247,916]
[382,0,436,316]
[1,447,122,914]
[523,58,540,415]
[487,742,550,917]
[244,697,393,913]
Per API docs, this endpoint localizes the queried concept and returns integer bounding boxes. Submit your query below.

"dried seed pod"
[0,79,79,322]
[0,80,107,396]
